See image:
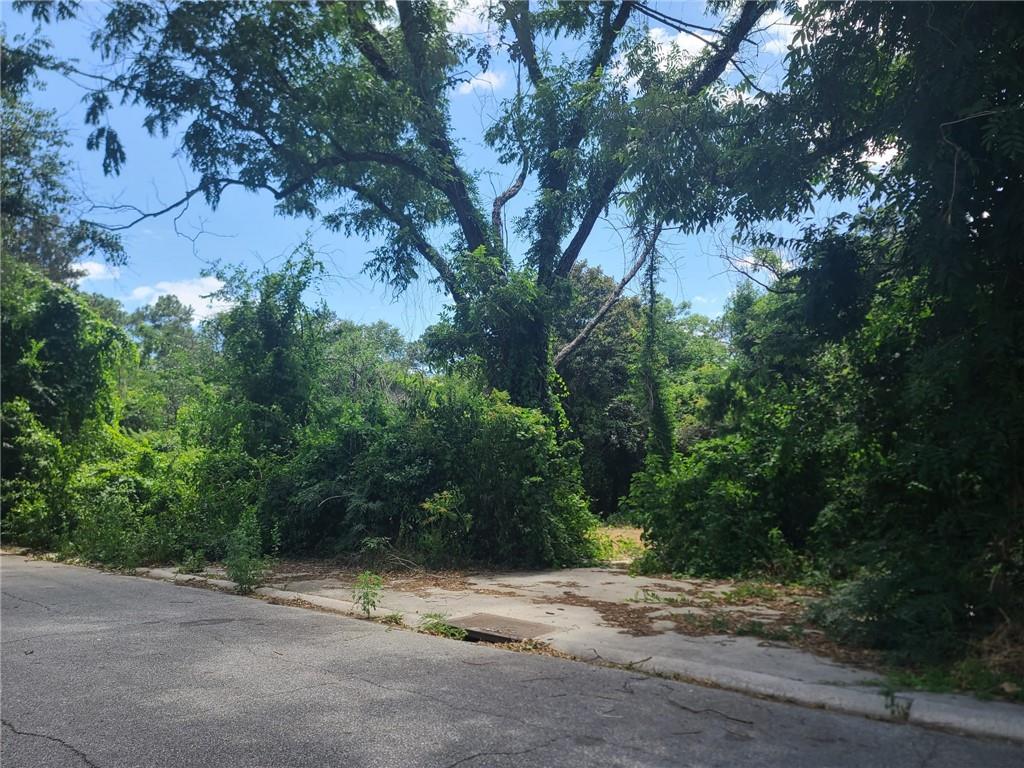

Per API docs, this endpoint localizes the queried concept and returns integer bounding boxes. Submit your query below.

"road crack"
[442,735,569,768]
[666,697,756,725]
[2,720,101,767]
[2,591,53,611]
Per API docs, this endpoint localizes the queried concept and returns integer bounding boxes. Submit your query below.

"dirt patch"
[383,571,475,595]
[270,560,351,581]
[647,580,718,594]
[268,558,481,595]
[539,590,663,637]
[601,526,644,547]
[665,610,881,669]
[469,587,524,598]
[493,639,577,661]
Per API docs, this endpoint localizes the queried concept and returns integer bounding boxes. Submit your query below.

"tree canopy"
[12,0,896,406]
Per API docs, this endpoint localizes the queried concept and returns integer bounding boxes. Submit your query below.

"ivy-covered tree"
[13,0,891,409]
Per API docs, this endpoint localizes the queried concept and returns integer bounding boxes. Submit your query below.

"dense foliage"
[631,1,1024,665]
[3,0,1022,676]
[1,248,603,568]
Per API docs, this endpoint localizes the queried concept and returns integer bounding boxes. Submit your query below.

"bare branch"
[554,224,662,369]
[84,177,276,231]
[631,2,754,43]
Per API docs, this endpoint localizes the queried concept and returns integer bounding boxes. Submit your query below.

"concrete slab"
[447,613,555,643]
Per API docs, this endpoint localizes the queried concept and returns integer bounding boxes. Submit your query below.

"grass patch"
[589,526,645,563]
[721,582,779,604]
[885,658,1024,702]
[418,612,468,640]
[628,588,691,607]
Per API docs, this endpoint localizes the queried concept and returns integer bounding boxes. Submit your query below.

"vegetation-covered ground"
[2,0,1021,700]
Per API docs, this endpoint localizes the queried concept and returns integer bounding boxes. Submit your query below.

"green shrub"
[178,549,207,574]
[0,400,69,548]
[807,563,966,664]
[627,437,778,577]
[352,570,383,617]
[224,507,272,594]
[70,483,155,569]
[277,376,598,567]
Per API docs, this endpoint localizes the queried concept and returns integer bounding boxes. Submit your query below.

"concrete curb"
[135,568,423,628]
[551,640,1024,743]
[132,566,1024,744]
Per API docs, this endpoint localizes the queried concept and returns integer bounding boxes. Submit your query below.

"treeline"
[1,235,721,570]
[1,252,585,568]
[0,95,721,569]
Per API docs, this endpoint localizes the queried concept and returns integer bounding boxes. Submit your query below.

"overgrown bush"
[224,507,272,594]
[1,257,132,549]
[0,399,69,548]
[337,378,598,567]
[627,436,786,577]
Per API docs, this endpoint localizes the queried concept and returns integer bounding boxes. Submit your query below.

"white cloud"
[457,70,507,95]
[129,276,230,322]
[448,0,492,36]
[76,260,120,283]
[692,295,710,304]
[759,9,797,55]
[648,26,715,63]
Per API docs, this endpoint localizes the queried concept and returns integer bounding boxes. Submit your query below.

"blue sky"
[2,1,805,336]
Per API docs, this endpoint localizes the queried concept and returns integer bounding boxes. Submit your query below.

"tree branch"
[344,4,400,81]
[555,167,622,277]
[503,2,545,87]
[346,2,490,252]
[588,2,634,79]
[632,2,754,42]
[553,223,661,369]
[491,160,528,240]
[675,2,772,97]
[528,1,635,282]
[552,2,770,282]
[346,183,465,305]
[84,177,275,231]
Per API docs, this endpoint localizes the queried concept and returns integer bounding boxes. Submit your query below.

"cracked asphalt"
[2,554,1021,767]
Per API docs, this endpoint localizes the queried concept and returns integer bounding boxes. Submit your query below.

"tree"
[0,93,125,283]
[554,263,645,516]
[634,0,1024,663]
[117,295,215,433]
[209,256,332,455]
[17,0,850,408]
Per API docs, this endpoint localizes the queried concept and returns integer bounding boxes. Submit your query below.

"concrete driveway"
[2,553,1022,767]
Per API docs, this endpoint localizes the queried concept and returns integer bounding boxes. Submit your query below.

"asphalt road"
[2,554,1021,768]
